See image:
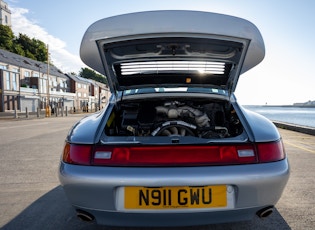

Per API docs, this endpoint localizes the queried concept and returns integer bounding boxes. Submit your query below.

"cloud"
[10,7,84,73]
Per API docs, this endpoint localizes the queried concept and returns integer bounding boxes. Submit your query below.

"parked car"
[59,10,289,227]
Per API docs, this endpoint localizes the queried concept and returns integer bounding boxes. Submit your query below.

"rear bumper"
[76,207,265,227]
[59,159,289,226]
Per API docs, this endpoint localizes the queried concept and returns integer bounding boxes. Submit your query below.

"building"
[86,78,110,111]
[66,74,90,112]
[0,1,109,114]
[293,100,315,107]
[66,74,109,112]
[0,48,75,112]
[94,80,110,110]
[0,0,11,27]
[0,48,110,113]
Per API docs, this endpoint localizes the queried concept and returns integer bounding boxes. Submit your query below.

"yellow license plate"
[124,185,227,209]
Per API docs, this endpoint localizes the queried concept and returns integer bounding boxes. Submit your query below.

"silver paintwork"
[59,159,289,226]
[59,11,289,227]
[68,100,279,144]
[80,10,264,75]
[80,10,265,94]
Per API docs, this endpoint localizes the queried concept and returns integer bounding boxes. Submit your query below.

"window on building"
[84,93,87,98]
[78,92,82,97]
[41,79,47,93]
[24,71,30,77]
[78,83,82,88]
[5,72,10,90]
[12,73,17,90]
[83,84,87,89]
[40,79,43,92]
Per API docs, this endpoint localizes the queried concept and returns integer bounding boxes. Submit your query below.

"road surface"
[0,114,314,230]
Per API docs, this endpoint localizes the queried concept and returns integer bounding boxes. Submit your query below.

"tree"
[15,33,48,62]
[32,38,47,62]
[11,41,25,56]
[0,26,48,62]
[79,67,107,84]
[0,25,14,51]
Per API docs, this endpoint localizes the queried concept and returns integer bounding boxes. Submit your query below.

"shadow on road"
[2,186,291,230]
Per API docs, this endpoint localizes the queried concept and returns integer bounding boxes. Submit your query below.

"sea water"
[244,106,315,128]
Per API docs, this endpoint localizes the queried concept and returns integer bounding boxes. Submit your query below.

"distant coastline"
[261,104,315,108]
[246,100,315,108]
[292,100,315,108]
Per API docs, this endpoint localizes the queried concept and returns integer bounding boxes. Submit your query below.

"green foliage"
[15,33,48,62]
[11,43,25,56]
[0,25,14,51]
[0,25,48,62]
[79,67,107,84]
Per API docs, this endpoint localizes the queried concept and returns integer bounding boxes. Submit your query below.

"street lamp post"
[45,44,51,117]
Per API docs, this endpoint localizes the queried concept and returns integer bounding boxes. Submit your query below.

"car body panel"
[81,207,263,226]
[240,107,281,142]
[67,100,280,144]
[80,10,265,95]
[67,107,108,144]
[59,10,289,227]
[59,158,289,226]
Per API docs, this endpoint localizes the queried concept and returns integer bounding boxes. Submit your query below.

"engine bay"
[105,99,243,139]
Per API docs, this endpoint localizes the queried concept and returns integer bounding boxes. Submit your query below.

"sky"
[5,0,315,105]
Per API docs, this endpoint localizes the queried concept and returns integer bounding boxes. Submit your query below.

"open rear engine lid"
[80,10,265,95]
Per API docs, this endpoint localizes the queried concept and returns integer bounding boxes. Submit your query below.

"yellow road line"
[284,142,315,154]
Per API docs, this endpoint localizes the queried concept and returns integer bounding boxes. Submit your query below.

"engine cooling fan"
[151,121,196,136]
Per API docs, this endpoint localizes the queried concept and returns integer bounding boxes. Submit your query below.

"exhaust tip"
[256,206,274,218]
[76,209,95,222]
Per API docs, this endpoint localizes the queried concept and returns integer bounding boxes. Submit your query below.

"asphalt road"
[0,114,314,230]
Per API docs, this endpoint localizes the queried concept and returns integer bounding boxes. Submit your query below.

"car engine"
[106,100,243,139]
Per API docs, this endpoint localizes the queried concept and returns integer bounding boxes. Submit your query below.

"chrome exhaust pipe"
[76,209,95,222]
[256,206,274,218]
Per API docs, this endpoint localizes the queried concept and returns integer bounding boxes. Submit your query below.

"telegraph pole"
[45,44,51,117]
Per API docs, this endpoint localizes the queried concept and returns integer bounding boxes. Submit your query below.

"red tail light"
[92,145,258,166]
[256,140,286,163]
[62,140,285,166]
[62,143,92,165]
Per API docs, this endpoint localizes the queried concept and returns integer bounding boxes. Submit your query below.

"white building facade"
[0,0,11,27]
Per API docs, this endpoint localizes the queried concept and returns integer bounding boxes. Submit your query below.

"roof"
[0,48,66,78]
[66,73,99,85]
[65,73,87,83]
[65,73,107,89]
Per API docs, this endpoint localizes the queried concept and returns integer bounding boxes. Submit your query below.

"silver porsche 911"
[59,10,290,227]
